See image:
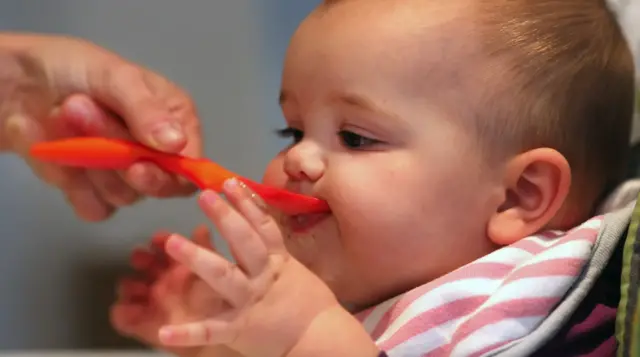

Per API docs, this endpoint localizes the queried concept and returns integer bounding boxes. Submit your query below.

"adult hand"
[0,33,202,221]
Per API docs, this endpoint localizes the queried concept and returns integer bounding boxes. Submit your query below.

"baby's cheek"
[261,156,287,186]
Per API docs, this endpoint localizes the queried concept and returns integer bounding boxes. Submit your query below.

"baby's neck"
[340,301,363,314]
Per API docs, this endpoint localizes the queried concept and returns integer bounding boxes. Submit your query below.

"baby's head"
[262,0,635,309]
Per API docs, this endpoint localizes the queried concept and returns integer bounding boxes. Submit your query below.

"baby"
[111,0,637,356]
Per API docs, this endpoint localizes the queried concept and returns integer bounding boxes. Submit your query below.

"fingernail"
[223,178,239,193]
[4,115,27,144]
[200,190,218,205]
[159,327,173,342]
[166,235,183,252]
[237,179,269,211]
[150,122,185,150]
[65,96,93,124]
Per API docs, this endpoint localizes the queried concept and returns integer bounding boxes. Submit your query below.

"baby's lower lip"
[287,213,330,233]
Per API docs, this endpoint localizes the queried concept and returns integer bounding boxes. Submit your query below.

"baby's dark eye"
[338,130,380,149]
[275,127,304,144]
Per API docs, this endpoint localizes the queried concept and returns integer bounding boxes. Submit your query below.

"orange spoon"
[29,137,330,216]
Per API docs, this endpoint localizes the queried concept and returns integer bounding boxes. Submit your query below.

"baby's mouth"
[286,212,330,233]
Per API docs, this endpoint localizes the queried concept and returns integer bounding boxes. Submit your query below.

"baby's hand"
[156,179,378,357]
[110,226,242,357]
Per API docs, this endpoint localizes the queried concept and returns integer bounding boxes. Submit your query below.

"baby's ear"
[487,148,571,246]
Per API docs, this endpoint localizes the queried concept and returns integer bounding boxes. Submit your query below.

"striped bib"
[355,216,603,357]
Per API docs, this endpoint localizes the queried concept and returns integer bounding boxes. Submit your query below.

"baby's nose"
[283,141,325,182]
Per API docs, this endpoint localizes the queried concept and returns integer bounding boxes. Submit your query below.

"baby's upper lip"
[284,181,321,197]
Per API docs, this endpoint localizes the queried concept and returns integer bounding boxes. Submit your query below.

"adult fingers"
[84,169,138,207]
[7,111,113,221]
[125,163,197,198]
[62,95,140,206]
[62,174,114,221]
[143,72,203,159]
[5,113,74,188]
[85,58,187,153]
[61,95,148,201]
[61,94,196,199]
[48,107,116,220]
[87,63,201,196]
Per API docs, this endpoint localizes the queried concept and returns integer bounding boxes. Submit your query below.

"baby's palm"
[110,226,240,357]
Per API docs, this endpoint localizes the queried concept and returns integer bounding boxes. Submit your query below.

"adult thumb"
[86,63,187,153]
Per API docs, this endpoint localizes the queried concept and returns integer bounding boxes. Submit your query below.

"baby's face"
[263,1,502,308]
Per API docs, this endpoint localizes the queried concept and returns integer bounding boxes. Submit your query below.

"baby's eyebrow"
[331,93,381,113]
[279,90,406,127]
[279,90,386,114]
[329,92,405,124]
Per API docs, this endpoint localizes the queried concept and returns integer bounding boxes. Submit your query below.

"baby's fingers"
[191,224,214,249]
[110,303,147,334]
[221,179,285,254]
[198,188,269,276]
[117,278,150,302]
[165,234,250,307]
[151,230,173,250]
[159,319,235,346]
[131,247,167,279]
[152,226,213,253]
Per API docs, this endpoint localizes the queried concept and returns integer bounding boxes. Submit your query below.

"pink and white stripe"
[355,216,603,357]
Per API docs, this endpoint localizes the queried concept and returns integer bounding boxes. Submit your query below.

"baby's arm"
[191,307,381,357]
[194,306,381,357]
[286,305,382,357]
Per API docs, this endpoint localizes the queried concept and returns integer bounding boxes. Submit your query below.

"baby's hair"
[475,0,635,206]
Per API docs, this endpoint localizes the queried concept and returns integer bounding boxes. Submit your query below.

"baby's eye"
[338,130,380,149]
[275,127,304,144]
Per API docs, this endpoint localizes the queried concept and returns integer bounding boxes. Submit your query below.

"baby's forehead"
[280,0,502,132]
[302,0,487,81]
[316,0,474,33]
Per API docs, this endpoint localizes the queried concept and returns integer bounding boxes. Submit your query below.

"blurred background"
[0,0,637,353]
[0,0,317,351]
